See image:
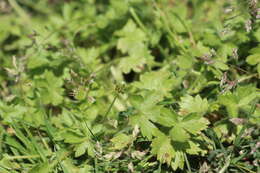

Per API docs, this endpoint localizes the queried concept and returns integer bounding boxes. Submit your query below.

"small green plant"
[0,0,259,172]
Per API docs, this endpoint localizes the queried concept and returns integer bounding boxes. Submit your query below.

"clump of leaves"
[0,0,259,172]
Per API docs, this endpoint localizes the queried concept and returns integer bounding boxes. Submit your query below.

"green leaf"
[61,131,86,144]
[151,133,175,165]
[170,125,190,142]
[218,85,258,117]
[129,95,143,108]
[246,54,260,65]
[74,86,87,101]
[134,70,175,96]
[238,92,257,107]
[4,136,27,154]
[186,141,205,155]
[117,20,147,55]
[179,95,208,115]
[110,0,128,15]
[130,91,164,119]
[75,142,88,157]
[35,70,64,105]
[119,56,146,73]
[111,133,132,150]
[140,91,164,112]
[0,102,27,123]
[116,20,153,73]
[156,107,178,127]
[213,61,229,70]
[180,114,209,135]
[171,151,185,170]
[237,86,258,106]
[257,63,260,75]
[177,55,193,69]
[246,46,260,65]
[27,50,50,69]
[218,91,239,117]
[28,162,51,173]
[130,115,158,140]
[77,47,101,70]
[190,42,210,57]
[61,158,80,173]
[129,92,163,139]
[74,141,95,157]
[0,156,21,173]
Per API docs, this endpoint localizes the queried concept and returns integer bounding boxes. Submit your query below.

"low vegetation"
[0,0,259,172]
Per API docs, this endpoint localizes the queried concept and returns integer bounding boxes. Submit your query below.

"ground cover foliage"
[0,0,259,172]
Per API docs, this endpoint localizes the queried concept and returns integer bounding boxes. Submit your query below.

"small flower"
[132,125,140,138]
[232,48,239,59]
[224,7,233,13]
[182,80,189,89]
[131,150,146,159]
[249,0,257,7]
[95,141,103,156]
[113,151,122,160]
[6,127,15,135]
[245,20,252,32]
[229,118,246,125]
[104,151,122,160]
[12,56,18,70]
[210,49,217,56]
[250,142,260,155]
[239,150,244,155]
[201,53,214,64]
[253,159,259,167]
[220,77,237,94]
[128,162,134,172]
[242,127,254,137]
[256,8,260,19]
[220,72,227,87]
[248,0,258,19]
[87,96,96,103]
[219,28,230,36]
[104,152,115,160]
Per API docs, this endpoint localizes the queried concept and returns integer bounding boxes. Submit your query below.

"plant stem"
[234,163,256,173]
[8,0,31,24]
[184,154,192,173]
[103,94,118,121]
[6,155,41,160]
[219,155,231,173]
